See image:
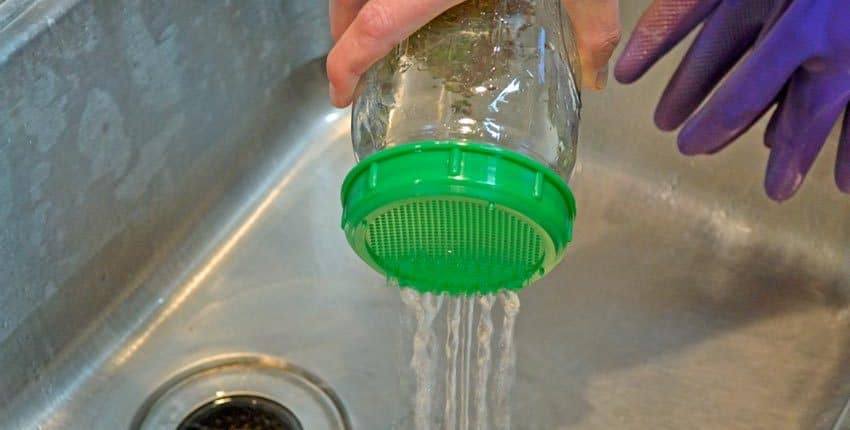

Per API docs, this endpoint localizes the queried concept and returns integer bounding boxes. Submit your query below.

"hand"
[327,0,622,108]
[615,0,850,200]
[561,0,621,90]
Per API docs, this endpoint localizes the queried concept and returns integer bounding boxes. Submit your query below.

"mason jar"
[341,0,582,294]
[351,0,581,181]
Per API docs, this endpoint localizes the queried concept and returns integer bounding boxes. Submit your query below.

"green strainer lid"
[341,141,576,295]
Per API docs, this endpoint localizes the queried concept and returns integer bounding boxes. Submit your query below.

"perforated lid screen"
[364,198,545,293]
[341,141,575,295]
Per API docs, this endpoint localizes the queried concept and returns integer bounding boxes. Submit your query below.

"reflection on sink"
[1,1,850,429]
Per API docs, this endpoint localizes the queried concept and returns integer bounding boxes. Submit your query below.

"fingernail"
[594,63,609,90]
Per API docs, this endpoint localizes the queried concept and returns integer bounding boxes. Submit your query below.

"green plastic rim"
[341,141,576,295]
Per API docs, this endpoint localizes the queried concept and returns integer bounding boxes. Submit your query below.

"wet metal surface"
[2,1,850,429]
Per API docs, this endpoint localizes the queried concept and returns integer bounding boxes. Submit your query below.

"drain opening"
[132,354,351,430]
[177,395,303,430]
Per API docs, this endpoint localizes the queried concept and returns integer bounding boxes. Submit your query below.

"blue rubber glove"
[615,0,850,200]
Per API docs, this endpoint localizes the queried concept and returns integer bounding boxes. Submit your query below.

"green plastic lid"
[341,141,576,295]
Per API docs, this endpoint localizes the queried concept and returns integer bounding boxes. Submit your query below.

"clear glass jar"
[351,0,582,182]
[341,0,581,294]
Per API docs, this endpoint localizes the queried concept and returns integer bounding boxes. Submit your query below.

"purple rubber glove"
[615,0,850,200]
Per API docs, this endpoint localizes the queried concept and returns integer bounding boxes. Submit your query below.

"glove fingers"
[654,0,777,131]
[764,70,849,201]
[835,106,850,193]
[763,86,788,149]
[614,0,720,84]
[676,9,808,156]
[761,0,832,151]
[754,0,795,45]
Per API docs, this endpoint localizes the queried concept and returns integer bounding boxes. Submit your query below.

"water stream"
[400,287,521,430]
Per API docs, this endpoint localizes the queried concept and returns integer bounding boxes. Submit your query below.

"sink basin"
[2,1,850,429]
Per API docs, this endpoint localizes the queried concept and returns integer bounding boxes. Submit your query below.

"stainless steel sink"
[2,1,850,429]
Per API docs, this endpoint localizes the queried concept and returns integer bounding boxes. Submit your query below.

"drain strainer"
[131,354,350,430]
[177,395,302,430]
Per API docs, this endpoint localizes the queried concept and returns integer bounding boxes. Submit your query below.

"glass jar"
[341,0,581,294]
[351,0,581,181]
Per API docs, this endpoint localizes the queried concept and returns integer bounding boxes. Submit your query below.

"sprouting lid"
[341,141,576,295]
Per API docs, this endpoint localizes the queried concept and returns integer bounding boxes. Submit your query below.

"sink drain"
[177,395,302,430]
[131,354,350,430]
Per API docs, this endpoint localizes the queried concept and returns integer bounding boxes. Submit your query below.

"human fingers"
[563,0,622,89]
[326,0,464,107]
